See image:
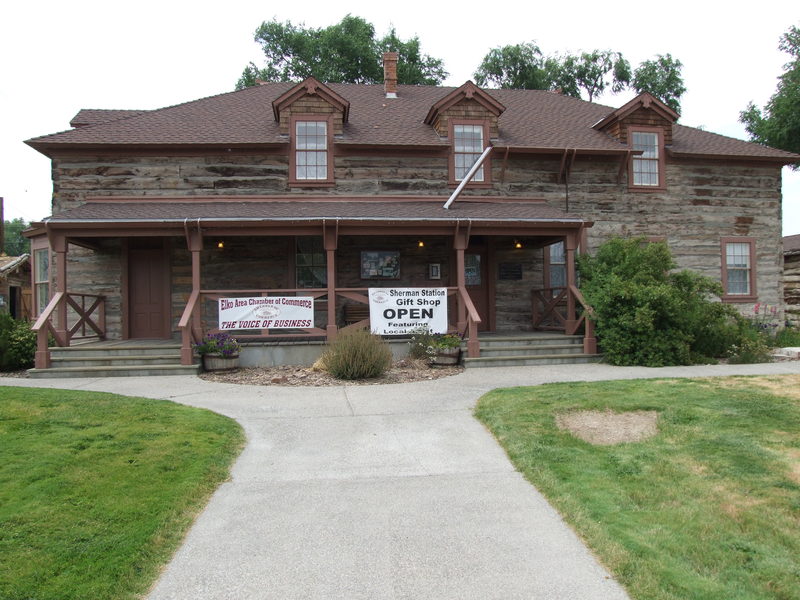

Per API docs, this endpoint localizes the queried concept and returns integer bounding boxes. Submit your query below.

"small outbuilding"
[0,254,31,320]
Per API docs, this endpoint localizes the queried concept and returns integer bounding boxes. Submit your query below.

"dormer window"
[450,120,491,186]
[290,116,334,186]
[454,124,484,181]
[628,127,665,190]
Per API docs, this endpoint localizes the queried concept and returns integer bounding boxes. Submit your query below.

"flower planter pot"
[202,354,240,371]
[431,347,461,366]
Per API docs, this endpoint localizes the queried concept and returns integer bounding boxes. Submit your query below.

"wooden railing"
[531,285,596,354]
[178,285,485,365]
[31,292,106,368]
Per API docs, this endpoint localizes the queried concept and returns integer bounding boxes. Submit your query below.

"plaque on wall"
[498,262,523,280]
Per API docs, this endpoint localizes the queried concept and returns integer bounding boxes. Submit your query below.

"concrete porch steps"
[28,342,200,378]
[463,334,601,368]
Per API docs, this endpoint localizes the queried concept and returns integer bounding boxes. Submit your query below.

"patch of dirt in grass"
[199,358,462,386]
[783,448,800,485]
[556,409,659,445]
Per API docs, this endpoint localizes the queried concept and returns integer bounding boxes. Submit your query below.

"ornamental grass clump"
[322,328,392,380]
[194,332,241,357]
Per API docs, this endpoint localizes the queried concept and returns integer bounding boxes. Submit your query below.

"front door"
[129,245,169,339]
[464,247,490,332]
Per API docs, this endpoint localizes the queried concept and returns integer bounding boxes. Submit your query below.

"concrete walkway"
[4,361,800,599]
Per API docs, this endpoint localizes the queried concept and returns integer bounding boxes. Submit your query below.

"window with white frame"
[34,248,50,315]
[294,120,329,181]
[723,240,754,297]
[453,124,485,182]
[547,241,566,296]
[630,131,661,187]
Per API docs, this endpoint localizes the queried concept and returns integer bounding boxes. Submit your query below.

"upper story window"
[290,116,333,186]
[721,238,757,302]
[629,128,664,189]
[450,120,490,186]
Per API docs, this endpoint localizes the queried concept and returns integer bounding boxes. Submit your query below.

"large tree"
[631,54,686,113]
[236,16,447,89]
[740,25,800,166]
[474,42,684,110]
[3,218,29,256]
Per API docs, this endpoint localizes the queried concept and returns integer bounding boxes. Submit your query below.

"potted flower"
[194,332,241,371]
[428,332,463,366]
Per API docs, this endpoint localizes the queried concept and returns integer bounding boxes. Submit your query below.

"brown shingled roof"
[70,109,148,128]
[43,198,583,225]
[784,234,800,255]
[26,82,800,163]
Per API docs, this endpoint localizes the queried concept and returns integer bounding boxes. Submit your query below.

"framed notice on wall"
[361,251,400,279]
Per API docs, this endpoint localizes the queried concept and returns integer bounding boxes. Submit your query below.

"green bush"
[0,313,37,371]
[577,237,741,367]
[322,328,392,380]
[773,325,800,347]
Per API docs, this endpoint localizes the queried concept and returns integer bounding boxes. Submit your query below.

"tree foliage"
[3,218,29,256]
[740,25,800,167]
[577,237,737,366]
[474,42,685,111]
[632,54,686,112]
[237,16,447,89]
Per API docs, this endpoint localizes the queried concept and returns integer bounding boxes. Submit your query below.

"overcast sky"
[1,1,797,234]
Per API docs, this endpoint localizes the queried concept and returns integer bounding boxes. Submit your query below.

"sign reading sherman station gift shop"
[369,288,448,335]
[219,296,314,330]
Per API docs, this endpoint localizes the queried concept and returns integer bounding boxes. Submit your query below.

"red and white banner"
[219,296,314,330]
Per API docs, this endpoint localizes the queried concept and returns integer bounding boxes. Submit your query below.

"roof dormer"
[424,81,506,139]
[271,77,350,136]
[593,92,679,145]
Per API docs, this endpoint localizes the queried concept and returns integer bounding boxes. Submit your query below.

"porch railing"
[31,292,107,368]
[178,285,483,365]
[531,285,596,354]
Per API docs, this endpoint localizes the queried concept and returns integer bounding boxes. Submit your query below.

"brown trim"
[593,92,679,131]
[121,239,129,339]
[84,194,560,204]
[272,77,350,123]
[288,114,335,187]
[448,119,492,188]
[720,237,757,303]
[627,126,666,191]
[424,81,506,125]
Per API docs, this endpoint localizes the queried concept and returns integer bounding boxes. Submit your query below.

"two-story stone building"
[24,54,798,373]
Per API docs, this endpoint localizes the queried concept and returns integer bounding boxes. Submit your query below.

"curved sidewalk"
[4,361,799,599]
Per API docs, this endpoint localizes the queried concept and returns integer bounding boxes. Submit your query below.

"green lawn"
[475,375,800,600]
[0,386,244,600]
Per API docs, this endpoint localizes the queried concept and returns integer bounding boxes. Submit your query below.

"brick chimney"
[383,52,398,98]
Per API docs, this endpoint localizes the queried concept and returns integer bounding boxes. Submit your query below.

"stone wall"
[50,148,785,336]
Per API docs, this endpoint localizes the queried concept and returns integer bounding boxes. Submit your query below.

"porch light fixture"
[417,240,425,248]
[217,241,224,249]
[514,240,523,249]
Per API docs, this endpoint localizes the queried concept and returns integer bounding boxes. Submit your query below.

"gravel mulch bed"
[199,358,462,386]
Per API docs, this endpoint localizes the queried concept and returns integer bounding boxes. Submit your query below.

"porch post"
[182,230,203,365]
[51,234,69,346]
[454,231,467,332]
[323,223,338,342]
[565,231,577,334]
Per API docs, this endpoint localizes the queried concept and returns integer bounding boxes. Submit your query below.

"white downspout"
[443,146,493,210]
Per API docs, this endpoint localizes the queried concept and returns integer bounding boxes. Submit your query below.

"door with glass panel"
[464,247,490,331]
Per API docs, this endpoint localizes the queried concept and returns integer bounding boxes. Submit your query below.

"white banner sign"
[369,288,448,335]
[219,296,314,330]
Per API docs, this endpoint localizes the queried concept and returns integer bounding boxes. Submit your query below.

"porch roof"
[42,198,587,228]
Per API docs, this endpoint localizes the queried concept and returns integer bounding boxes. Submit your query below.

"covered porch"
[27,197,596,370]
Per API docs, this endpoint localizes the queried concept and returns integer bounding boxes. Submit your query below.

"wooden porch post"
[565,231,577,334]
[182,230,203,365]
[454,230,468,332]
[323,223,338,342]
[51,234,69,346]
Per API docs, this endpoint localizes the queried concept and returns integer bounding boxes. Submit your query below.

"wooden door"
[129,248,169,338]
[464,247,490,331]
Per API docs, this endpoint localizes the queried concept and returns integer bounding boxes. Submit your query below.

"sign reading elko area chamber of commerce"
[368,288,448,335]
[218,296,314,330]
